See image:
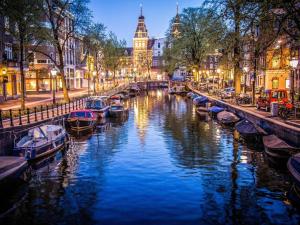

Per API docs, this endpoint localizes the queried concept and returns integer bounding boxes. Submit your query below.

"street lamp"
[50,68,58,104]
[290,58,298,105]
[243,66,249,93]
[92,71,97,95]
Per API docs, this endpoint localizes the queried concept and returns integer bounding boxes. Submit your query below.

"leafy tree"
[163,7,226,79]
[101,32,126,85]
[1,0,43,109]
[34,0,92,102]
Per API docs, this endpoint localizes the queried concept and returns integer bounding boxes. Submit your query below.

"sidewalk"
[0,88,88,110]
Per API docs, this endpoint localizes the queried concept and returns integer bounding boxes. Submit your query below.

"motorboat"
[217,111,239,126]
[0,157,27,182]
[128,86,140,97]
[193,96,209,106]
[85,97,110,118]
[263,135,299,165]
[67,110,97,132]
[109,104,129,117]
[110,95,122,105]
[235,120,266,137]
[187,92,195,98]
[288,153,300,188]
[208,106,224,117]
[117,91,130,100]
[14,125,68,161]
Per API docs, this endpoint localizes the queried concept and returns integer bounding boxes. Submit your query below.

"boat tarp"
[217,111,239,123]
[235,120,258,135]
[193,96,208,105]
[208,106,224,114]
[263,135,297,150]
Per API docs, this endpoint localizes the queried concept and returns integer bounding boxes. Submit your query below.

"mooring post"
[40,105,44,120]
[34,107,37,122]
[19,109,22,125]
[46,105,49,118]
[56,103,59,115]
[27,108,30,124]
[9,109,14,127]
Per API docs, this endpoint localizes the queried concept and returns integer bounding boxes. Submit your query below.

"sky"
[89,0,202,46]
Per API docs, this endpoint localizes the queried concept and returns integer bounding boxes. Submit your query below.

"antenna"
[140,3,143,16]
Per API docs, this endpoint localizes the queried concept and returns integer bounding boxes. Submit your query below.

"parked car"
[221,87,235,99]
[256,89,289,111]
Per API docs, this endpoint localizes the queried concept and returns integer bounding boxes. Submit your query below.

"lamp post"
[92,71,96,95]
[243,66,249,93]
[51,68,57,104]
[217,68,221,90]
[290,58,298,105]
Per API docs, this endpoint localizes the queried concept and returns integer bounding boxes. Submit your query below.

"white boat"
[14,125,68,161]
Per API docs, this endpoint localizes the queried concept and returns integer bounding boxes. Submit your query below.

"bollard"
[0,110,3,128]
[34,107,37,122]
[9,109,14,127]
[27,108,30,124]
[52,105,54,117]
[40,105,44,120]
[46,105,49,118]
[19,109,22,125]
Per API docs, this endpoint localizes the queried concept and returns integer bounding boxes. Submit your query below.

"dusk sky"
[89,0,202,46]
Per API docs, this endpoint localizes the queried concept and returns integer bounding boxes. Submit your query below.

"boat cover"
[235,120,258,135]
[193,96,209,105]
[263,135,297,150]
[217,111,239,123]
[208,106,224,114]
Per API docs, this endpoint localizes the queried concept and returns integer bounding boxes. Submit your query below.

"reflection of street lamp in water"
[92,71,97,95]
[51,68,57,104]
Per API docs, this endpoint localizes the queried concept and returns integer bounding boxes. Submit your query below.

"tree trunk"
[233,5,241,95]
[57,43,70,102]
[19,30,26,110]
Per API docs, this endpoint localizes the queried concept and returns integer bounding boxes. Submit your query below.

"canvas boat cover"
[208,106,224,114]
[263,135,297,150]
[217,111,239,123]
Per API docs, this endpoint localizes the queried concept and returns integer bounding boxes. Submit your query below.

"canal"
[1,89,300,225]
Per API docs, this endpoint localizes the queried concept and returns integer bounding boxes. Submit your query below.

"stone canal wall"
[188,86,300,146]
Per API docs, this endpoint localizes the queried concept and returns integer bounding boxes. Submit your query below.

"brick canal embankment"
[188,85,300,146]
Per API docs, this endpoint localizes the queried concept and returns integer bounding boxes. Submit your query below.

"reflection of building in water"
[134,96,149,144]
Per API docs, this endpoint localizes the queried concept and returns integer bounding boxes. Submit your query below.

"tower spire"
[140,3,143,16]
[176,2,179,15]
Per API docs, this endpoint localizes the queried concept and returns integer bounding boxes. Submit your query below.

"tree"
[83,23,106,92]
[1,0,43,109]
[163,7,226,79]
[35,0,92,102]
[101,32,126,85]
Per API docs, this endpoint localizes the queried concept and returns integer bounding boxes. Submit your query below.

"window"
[158,51,160,56]
[37,59,47,64]
[158,43,160,48]
[4,43,12,60]
[272,78,279,89]
[285,79,290,89]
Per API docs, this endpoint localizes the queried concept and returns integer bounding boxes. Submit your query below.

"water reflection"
[1,90,300,225]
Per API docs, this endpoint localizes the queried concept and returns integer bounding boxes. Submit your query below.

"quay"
[188,84,300,146]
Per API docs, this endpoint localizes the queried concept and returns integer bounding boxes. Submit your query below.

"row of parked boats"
[186,91,300,202]
[0,86,141,185]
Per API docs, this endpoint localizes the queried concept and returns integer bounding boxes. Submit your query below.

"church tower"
[133,4,150,77]
[172,3,181,38]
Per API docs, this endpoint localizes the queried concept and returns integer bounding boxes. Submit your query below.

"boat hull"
[14,135,67,161]
[0,157,28,182]
[109,109,128,118]
[67,119,95,132]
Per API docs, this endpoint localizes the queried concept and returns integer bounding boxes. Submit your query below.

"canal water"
[1,89,300,225]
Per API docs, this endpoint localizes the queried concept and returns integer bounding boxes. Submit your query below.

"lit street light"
[290,58,298,105]
[51,68,58,104]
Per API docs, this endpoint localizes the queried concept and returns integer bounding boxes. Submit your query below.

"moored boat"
[14,125,68,161]
[193,96,209,106]
[235,119,266,137]
[67,110,97,132]
[0,157,27,182]
[217,111,239,126]
[85,97,110,118]
[263,135,299,166]
[109,104,129,117]
[208,106,224,118]
[168,86,187,95]
[288,153,300,188]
